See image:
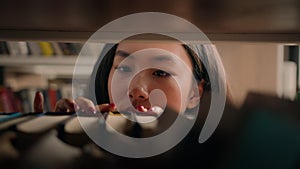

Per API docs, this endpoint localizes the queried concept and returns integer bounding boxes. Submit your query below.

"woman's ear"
[187,79,205,109]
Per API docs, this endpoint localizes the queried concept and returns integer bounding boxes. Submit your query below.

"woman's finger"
[55,98,78,112]
[97,103,116,113]
[34,91,44,112]
[75,97,96,114]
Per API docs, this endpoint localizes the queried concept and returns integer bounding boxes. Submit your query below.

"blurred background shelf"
[0,56,78,66]
[0,56,93,78]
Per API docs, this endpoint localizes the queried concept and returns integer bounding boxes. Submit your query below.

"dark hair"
[94,44,118,104]
[182,44,211,91]
[92,34,211,105]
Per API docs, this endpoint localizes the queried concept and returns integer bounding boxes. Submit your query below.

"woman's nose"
[128,72,150,102]
[129,87,149,101]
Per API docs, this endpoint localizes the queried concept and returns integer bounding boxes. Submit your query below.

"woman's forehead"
[116,41,192,66]
[117,41,183,53]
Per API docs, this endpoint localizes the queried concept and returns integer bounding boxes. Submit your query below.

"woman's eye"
[153,70,170,77]
[115,65,131,73]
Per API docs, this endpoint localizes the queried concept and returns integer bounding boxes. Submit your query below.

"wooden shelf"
[0,0,299,42]
[1,30,300,43]
[0,56,93,77]
[0,56,78,66]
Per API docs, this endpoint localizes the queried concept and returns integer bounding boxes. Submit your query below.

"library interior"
[0,0,300,169]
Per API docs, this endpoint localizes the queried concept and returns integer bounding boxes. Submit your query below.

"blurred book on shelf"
[0,75,73,113]
[38,42,55,56]
[0,85,72,113]
[0,40,92,113]
[0,41,84,57]
[0,86,22,112]
[0,41,10,55]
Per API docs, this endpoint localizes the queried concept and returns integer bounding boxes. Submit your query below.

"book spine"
[18,41,29,55]
[38,42,54,56]
[58,42,75,55]
[48,88,57,111]
[0,87,15,112]
[27,42,42,56]
[0,41,10,55]
[7,41,21,56]
[50,42,63,56]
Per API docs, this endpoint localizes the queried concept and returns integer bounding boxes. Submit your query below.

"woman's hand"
[33,91,116,113]
[55,98,79,112]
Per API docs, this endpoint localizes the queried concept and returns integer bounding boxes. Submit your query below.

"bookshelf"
[0,41,92,77]
[0,56,92,78]
[0,56,77,66]
[0,2,299,167]
[0,0,299,112]
[0,41,90,112]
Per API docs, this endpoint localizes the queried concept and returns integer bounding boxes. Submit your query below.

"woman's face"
[107,41,201,113]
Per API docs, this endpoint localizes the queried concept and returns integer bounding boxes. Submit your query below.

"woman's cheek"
[160,84,182,113]
[162,77,193,113]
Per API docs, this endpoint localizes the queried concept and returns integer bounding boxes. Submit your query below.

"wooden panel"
[215,42,282,105]
[0,0,299,41]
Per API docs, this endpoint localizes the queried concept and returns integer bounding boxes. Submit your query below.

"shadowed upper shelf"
[0,0,299,42]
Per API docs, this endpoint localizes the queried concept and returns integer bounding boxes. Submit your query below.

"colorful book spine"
[0,87,16,112]
[38,42,54,56]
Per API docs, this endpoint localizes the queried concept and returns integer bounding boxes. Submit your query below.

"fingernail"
[88,107,96,114]
[74,103,80,111]
[149,106,164,114]
[109,103,116,108]
[109,103,116,111]
[136,105,147,112]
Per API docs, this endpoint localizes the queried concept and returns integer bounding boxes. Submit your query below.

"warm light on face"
[74,12,226,158]
[108,41,198,117]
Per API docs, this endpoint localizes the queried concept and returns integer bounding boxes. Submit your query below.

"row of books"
[0,41,83,56]
[0,84,72,113]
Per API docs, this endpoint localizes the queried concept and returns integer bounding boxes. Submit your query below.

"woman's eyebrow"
[115,50,177,64]
[115,50,130,57]
[151,55,177,63]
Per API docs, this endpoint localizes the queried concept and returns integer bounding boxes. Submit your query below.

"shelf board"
[1,30,300,43]
[0,56,87,66]
[0,0,300,42]
[0,56,94,77]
